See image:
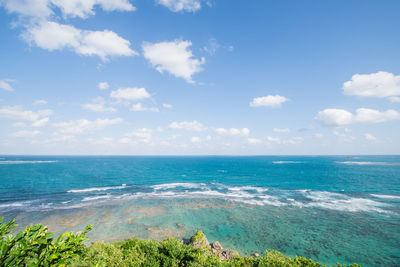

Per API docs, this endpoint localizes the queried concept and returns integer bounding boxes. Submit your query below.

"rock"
[189,230,211,251]
[212,241,223,251]
[221,250,237,260]
[252,252,260,257]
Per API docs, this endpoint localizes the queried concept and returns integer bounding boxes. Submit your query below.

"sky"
[0,0,399,155]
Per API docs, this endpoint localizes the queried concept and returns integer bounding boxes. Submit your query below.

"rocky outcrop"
[189,230,238,260]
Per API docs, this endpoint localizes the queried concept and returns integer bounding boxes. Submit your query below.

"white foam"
[152,182,205,190]
[371,194,400,200]
[82,195,112,202]
[272,161,302,164]
[337,161,399,166]
[67,184,127,193]
[0,160,58,164]
[299,190,390,213]
[228,185,268,193]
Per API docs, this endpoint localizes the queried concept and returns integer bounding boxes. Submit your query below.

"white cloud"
[315,108,400,126]
[32,117,49,127]
[98,82,109,90]
[191,136,201,143]
[23,21,137,61]
[273,128,290,133]
[266,136,303,145]
[53,118,123,135]
[10,130,40,137]
[0,79,14,91]
[33,99,48,105]
[215,128,249,137]
[156,0,201,12]
[163,103,173,109]
[1,0,134,19]
[250,95,289,108]
[266,136,281,143]
[390,96,400,103]
[121,128,152,144]
[169,120,206,131]
[110,87,151,101]
[343,71,400,99]
[364,133,377,141]
[125,128,152,139]
[131,103,159,112]
[248,138,261,144]
[82,96,116,112]
[1,0,53,18]
[0,106,52,121]
[52,0,135,18]
[142,40,205,83]
[314,109,354,127]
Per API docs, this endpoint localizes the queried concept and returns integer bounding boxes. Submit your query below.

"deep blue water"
[1,155,400,266]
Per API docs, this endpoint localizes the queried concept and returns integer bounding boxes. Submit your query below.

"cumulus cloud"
[9,130,40,137]
[315,108,400,127]
[120,128,152,144]
[1,0,135,19]
[0,79,14,91]
[110,87,151,101]
[82,96,116,112]
[248,138,261,144]
[32,117,49,127]
[163,103,173,109]
[1,0,53,18]
[191,136,201,143]
[98,82,109,90]
[142,40,205,83]
[23,21,137,61]
[343,71,400,99]
[156,0,201,12]
[266,136,303,145]
[33,99,48,105]
[215,128,249,137]
[169,120,206,131]
[52,0,135,18]
[0,105,52,121]
[53,118,123,135]
[131,103,159,112]
[250,95,289,108]
[273,128,290,133]
[364,133,377,141]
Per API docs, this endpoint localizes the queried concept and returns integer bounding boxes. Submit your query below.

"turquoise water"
[1,156,400,266]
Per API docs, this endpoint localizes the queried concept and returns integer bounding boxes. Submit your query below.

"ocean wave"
[0,160,58,164]
[68,184,127,193]
[336,161,400,166]
[82,195,112,202]
[152,182,206,191]
[1,182,396,215]
[272,161,303,164]
[370,194,400,200]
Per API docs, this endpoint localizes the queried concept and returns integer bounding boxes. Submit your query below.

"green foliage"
[0,217,91,266]
[1,217,362,267]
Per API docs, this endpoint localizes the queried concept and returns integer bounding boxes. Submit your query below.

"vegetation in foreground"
[0,217,361,266]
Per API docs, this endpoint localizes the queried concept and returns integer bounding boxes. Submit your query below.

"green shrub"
[0,217,91,266]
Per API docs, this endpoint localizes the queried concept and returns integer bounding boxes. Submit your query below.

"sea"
[0,155,399,266]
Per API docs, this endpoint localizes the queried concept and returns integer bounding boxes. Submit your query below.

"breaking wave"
[337,161,400,166]
[0,182,396,215]
[68,184,127,193]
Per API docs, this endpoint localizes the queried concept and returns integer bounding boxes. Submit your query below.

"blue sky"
[0,0,399,155]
